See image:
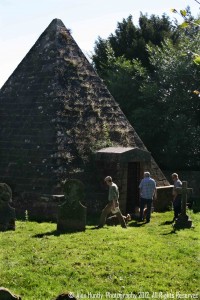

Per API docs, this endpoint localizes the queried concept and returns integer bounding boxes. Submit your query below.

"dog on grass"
[133,206,147,220]
[106,214,131,226]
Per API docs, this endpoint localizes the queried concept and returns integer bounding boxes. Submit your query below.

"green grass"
[0,211,199,300]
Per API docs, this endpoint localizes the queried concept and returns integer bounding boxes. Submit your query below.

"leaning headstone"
[0,183,16,231]
[57,179,87,232]
[0,287,21,299]
[174,181,193,229]
[54,292,77,300]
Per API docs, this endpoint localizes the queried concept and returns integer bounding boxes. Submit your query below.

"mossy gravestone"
[174,181,193,229]
[0,183,16,231]
[57,179,87,232]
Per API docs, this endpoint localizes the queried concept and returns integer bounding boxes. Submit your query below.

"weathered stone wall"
[154,186,173,212]
[13,194,61,222]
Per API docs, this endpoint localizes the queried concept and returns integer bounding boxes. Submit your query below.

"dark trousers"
[173,195,182,218]
[99,201,127,228]
[140,197,152,221]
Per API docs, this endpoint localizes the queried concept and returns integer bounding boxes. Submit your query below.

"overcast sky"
[0,0,199,88]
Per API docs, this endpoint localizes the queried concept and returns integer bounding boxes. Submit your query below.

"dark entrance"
[126,162,140,213]
[95,147,151,213]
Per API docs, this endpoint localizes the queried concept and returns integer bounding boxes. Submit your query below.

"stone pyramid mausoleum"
[0,19,170,218]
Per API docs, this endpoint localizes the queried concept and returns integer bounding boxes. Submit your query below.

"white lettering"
[176,292,199,299]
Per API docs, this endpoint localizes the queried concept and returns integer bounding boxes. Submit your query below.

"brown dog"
[133,206,147,220]
[106,214,131,226]
[143,207,147,219]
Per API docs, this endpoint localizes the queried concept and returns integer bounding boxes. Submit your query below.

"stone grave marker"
[57,179,87,232]
[0,287,21,299]
[174,181,193,229]
[0,183,16,231]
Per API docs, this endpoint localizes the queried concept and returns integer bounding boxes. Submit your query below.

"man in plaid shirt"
[139,171,157,223]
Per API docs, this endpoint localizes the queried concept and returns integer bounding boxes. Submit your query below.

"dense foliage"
[139,34,200,170]
[92,14,178,74]
[91,8,200,170]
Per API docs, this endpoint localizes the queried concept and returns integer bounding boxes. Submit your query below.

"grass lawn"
[0,210,199,300]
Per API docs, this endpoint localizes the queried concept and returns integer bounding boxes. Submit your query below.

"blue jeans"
[140,197,152,221]
[173,195,182,218]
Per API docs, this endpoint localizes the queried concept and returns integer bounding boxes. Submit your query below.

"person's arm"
[172,182,178,200]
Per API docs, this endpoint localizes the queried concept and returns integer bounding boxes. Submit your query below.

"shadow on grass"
[128,221,146,227]
[33,230,60,238]
[89,220,148,229]
[161,226,194,234]
[160,220,174,225]
[158,219,177,235]
[161,229,177,235]
[33,229,86,238]
[90,226,109,230]
[160,220,195,234]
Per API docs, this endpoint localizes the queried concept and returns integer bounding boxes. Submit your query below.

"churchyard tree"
[91,7,200,170]
[137,31,200,170]
[92,14,178,75]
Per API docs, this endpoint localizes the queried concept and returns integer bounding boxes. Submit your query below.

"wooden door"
[126,162,140,213]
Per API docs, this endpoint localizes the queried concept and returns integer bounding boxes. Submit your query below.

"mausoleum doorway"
[95,147,151,213]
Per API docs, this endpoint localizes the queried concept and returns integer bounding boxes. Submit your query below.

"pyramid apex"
[50,18,65,26]
[46,18,67,31]
[42,18,72,40]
